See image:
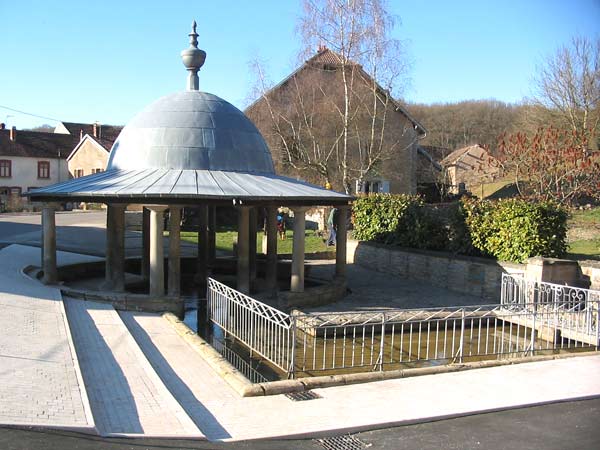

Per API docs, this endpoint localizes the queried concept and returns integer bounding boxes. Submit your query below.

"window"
[74,168,84,178]
[355,179,390,194]
[0,160,11,178]
[92,168,103,174]
[38,161,50,179]
[10,187,21,196]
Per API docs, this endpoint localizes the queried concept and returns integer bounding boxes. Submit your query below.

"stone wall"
[347,240,600,300]
[580,260,600,290]
[347,240,524,301]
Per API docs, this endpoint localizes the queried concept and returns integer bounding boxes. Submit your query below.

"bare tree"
[297,0,411,193]
[247,58,342,186]
[532,37,600,147]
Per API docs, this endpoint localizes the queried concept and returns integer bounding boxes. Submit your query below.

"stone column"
[237,205,250,293]
[141,207,150,281]
[335,205,349,278]
[207,205,216,263]
[168,206,181,297]
[265,205,278,294]
[249,207,257,287]
[148,205,168,297]
[41,203,58,285]
[105,203,126,291]
[196,205,209,284]
[291,207,308,293]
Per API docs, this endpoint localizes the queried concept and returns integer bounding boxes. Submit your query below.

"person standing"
[326,207,338,246]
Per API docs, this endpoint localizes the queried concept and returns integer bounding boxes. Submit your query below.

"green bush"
[461,198,568,262]
[352,194,447,250]
[352,195,568,263]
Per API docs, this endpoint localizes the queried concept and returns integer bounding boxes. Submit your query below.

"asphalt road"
[1,398,599,450]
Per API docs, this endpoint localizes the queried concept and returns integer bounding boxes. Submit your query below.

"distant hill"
[25,124,55,133]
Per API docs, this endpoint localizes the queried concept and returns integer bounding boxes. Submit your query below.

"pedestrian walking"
[326,207,338,246]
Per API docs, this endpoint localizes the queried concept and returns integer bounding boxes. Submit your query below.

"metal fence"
[207,277,294,375]
[207,275,599,379]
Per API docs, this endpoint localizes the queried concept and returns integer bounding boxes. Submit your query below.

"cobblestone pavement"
[0,245,93,429]
[307,260,485,311]
[122,311,600,442]
[64,299,202,438]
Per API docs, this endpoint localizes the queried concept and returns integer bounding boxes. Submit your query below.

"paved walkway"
[0,245,93,430]
[65,299,202,437]
[122,310,600,441]
[308,260,485,311]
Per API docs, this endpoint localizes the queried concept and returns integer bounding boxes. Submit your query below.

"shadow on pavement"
[123,315,231,440]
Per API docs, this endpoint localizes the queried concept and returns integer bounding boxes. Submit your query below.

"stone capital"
[145,204,169,212]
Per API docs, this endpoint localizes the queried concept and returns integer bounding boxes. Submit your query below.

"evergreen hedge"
[351,194,568,263]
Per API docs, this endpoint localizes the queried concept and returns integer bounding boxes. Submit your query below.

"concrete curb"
[162,313,264,397]
[163,311,600,398]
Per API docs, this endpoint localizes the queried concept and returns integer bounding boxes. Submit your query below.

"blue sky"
[1,0,599,129]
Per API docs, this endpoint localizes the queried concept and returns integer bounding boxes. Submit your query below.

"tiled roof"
[309,48,344,66]
[58,122,123,149]
[0,129,77,159]
[441,145,483,166]
[247,47,426,136]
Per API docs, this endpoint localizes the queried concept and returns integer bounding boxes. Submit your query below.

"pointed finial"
[189,20,198,48]
[181,19,206,91]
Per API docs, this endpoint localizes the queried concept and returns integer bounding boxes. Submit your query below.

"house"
[245,47,432,195]
[441,144,500,194]
[0,124,74,211]
[54,122,122,178]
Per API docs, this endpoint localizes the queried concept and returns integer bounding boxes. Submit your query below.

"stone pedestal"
[196,205,209,284]
[237,206,251,293]
[335,205,349,278]
[291,207,308,293]
[105,203,126,291]
[148,205,168,297]
[168,206,181,297]
[41,203,58,285]
[265,205,278,294]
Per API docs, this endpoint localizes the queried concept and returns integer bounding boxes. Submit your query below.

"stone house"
[54,122,122,178]
[0,124,73,211]
[441,144,500,194]
[245,47,432,195]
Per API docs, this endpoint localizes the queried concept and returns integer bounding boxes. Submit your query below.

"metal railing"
[207,275,599,379]
[206,277,294,375]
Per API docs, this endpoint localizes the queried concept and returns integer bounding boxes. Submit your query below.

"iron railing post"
[289,315,297,379]
[530,304,536,355]
[378,313,386,371]
[596,302,600,350]
[459,308,465,363]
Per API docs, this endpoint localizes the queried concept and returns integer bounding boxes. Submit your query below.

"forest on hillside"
[405,100,523,156]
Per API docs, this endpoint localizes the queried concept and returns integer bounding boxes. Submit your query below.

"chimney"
[92,122,98,138]
[0,123,5,130]
[9,126,16,141]
[80,129,83,140]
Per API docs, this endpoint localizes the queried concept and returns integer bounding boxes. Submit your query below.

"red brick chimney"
[92,122,98,138]
[9,126,16,141]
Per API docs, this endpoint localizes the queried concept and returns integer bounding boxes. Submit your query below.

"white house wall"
[0,156,69,195]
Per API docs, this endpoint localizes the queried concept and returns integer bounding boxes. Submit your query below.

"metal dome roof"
[106,90,275,174]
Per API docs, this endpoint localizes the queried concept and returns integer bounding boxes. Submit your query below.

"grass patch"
[567,239,600,261]
[569,208,600,225]
[176,229,331,254]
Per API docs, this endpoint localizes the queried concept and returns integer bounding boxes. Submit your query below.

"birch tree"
[297,0,410,193]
